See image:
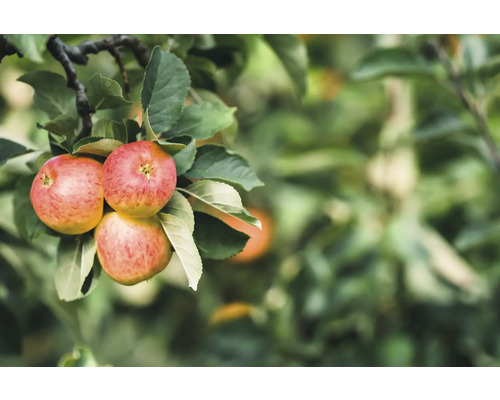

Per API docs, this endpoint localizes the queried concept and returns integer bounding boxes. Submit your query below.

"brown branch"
[46,35,151,143]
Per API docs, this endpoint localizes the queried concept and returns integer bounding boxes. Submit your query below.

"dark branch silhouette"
[46,35,150,142]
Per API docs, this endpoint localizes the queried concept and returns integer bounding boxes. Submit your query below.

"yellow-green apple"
[30,154,103,235]
[94,211,173,285]
[102,141,176,218]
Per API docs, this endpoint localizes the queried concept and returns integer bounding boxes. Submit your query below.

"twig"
[46,35,151,142]
[0,35,23,63]
[47,36,94,142]
[430,38,500,173]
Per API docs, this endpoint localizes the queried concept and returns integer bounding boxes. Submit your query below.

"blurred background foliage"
[3,34,500,366]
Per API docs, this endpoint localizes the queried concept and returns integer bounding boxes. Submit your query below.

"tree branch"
[46,35,151,143]
[0,35,23,63]
[47,36,94,142]
[430,38,500,174]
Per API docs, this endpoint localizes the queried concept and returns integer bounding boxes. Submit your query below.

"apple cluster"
[30,141,177,285]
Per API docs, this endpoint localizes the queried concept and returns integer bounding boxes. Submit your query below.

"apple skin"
[30,154,104,235]
[95,212,173,285]
[102,141,177,218]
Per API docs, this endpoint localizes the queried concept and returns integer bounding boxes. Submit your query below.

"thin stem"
[188,87,203,104]
[430,38,500,173]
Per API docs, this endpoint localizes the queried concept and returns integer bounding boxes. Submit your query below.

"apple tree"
[0,34,308,365]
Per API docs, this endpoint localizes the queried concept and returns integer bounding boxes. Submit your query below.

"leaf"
[18,71,77,119]
[412,112,464,140]
[169,34,194,59]
[158,213,202,290]
[4,34,49,63]
[91,119,128,143]
[157,141,186,155]
[42,114,79,136]
[193,211,249,260]
[185,145,264,191]
[171,136,196,175]
[184,55,217,90]
[263,34,308,98]
[143,108,159,141]
[141,46,191,134]
[26,151,52,173]
[454,222,500,251]
[352,47,434,81]
[178,180,261,229]
[123,118,141,143]
[143,110,185,155]
[58,345,100,367]
[73,137,124,157]
[477,55,500,80]
[55,234,99,302]
[13,175,53,242]
[86,73,131,110]
[164,102,237,140]
[162,190,195,234]
[0,138,32,167]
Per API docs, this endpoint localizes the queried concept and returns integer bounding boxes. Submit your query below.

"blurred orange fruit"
[209,302,255,325]
[225,207,273,263]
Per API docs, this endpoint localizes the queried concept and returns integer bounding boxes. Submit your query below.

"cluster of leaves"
[9,34,500,367]
[180,34,500,367]
[0,34,311,303]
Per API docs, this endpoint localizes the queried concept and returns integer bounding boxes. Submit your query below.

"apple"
[102,141,177,218]
[30,154,103,235]
[95,211,173,285]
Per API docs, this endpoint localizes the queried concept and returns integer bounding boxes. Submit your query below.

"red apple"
[30,154,104,235]
[102,141,177,218]
[95,211,173,285]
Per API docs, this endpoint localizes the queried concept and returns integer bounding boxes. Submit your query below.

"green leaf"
[184,55,217,90]
[171,136,196,175]
[143,110,186,156]
[143,108,159,141]
[91,119,128,143]
[352,47,434,81]
[123,118,141,143]
[185,145,264,191]
[454,222,500,251]
[18,71,77,119]
[193,211,249,260]
[164,102,237,140]
[178,180,261,229]
[55,234,99,302]
[263,34,308,97]
[26,151,52,173]
[58,345,100,367]
[86,73,131,110]
[158,213,202,290]
[162,190,195,234]
[13,175,53,242]
[169,34,194,59]
[412,112,464,140]
[141,47,191,133]
[4,34,49,63]
[73,137,124,157]
[42,114,79,136]
[477,55,500,80]
[0,139,32,167]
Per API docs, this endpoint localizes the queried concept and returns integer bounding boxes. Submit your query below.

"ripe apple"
[102,141,177,218]
[30,154,104,235]
[94,211,173,285]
